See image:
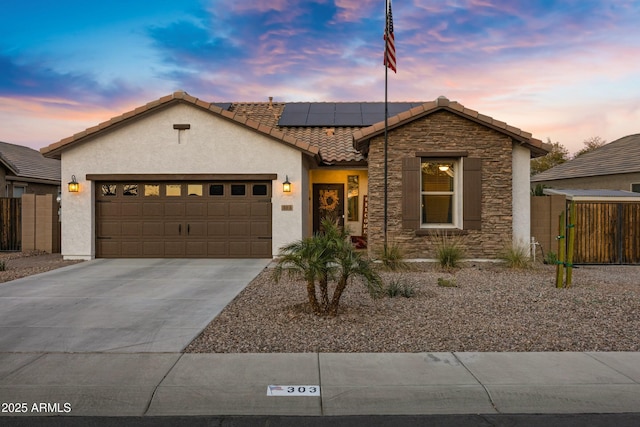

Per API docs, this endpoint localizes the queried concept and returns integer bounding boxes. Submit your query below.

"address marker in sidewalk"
[267,385,320,396]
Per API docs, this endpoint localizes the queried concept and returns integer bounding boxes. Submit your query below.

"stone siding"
[367,110,514,259]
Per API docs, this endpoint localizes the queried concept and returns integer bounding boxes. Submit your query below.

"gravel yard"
[0,251,82,283]
[186,262,640,353]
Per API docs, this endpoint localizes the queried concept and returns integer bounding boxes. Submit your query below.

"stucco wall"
[366,110,531,259]
[512,144,531,250]
[60,103,308,259]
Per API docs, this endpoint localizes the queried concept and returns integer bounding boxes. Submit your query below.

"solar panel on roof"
[278,102,425,127]
[309,103,335,113]
[213,103,232,110]
[335,103,362,113]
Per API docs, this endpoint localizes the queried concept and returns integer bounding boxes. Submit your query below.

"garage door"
[96,181,272,258]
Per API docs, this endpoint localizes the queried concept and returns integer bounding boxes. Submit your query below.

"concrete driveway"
[0,258,271,352]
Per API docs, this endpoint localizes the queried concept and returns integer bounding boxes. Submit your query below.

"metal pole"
[383,0,389,251]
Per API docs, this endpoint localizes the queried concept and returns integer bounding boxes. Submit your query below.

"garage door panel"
[251,221,271,237]
[252,241,272,257]
[121,242,142,256]
[98,240,120,257]
[251,202,271,216]
[208,203,227,216]
[98,202,119,217]
[186,202,206,217]
[121,222,142,237]
[99,221,121,238]
[143,203,164,216]
[164,222,182,237]
[143,222,164,237]
[187,222,206,237]
[121,203,141,217]
[229,241,250,257]
[186,241,206,256]
[229,202,249,217]
[164,202,185,217]
[164,241,185,256]
[208,242,228,256]
[229,222,249,237]
[143,242,163,256]
[208,222,227,237]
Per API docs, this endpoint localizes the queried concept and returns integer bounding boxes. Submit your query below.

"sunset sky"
[2,0,639,154]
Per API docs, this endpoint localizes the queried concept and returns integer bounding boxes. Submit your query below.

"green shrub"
[437,277,457,287]
[544,251,558,265]
[377,242,409,271]
[431,231,465,269]
[383,278,416,298]
[499,242,532,269]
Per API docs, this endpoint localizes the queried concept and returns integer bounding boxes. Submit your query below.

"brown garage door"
[96,181,272,258]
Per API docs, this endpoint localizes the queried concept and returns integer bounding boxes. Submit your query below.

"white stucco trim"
[512,144,531,252]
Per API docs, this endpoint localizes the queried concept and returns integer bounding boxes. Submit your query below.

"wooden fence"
[573,202,640,264]
[0,198,21,251]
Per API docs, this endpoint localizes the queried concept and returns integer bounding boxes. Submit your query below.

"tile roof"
[353,96,550,157]
[0,141,60,183]
[532,133,640,182]
[41,92,547,165]
[41,92,319,160]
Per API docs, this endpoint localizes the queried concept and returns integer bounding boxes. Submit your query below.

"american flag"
[384,0,396,73]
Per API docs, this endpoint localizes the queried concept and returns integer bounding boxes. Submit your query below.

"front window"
[421,159,458,227]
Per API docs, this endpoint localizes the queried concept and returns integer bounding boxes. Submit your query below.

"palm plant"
[274,218,382,316]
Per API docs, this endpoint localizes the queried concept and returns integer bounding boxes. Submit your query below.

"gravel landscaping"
[186,262,640,353]
[0,251,82,283]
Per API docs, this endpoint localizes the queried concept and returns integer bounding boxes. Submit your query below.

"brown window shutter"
[463,158,482,230]
[402,157,421,229]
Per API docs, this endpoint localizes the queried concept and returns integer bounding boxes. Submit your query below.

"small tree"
[274,219,382,316]
[530,138,570,176]
[573,136,606,158]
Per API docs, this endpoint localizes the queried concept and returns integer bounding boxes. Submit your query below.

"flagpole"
[383,0,389,252]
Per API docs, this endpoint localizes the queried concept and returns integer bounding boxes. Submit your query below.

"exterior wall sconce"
[68,175,79,193]
[282,175,291,193]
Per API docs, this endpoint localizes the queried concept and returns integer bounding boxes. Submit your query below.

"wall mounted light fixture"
[68,175,79,193]
[282,175,291,193]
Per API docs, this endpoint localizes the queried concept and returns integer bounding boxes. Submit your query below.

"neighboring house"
[531,133,640,192]
[1,141,61,197]
[41,92,549,260]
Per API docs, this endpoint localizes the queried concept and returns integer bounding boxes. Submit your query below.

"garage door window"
[145,184,160,196]
[166,184,181,197]
[209,184,224,196]
[253,184,268,196]
[188,184,203,196]
[231,184,246,196]
[101,184,117,196]
[123,184,138,196]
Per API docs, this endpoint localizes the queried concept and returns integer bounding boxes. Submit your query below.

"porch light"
[438,165,450,172]
[68,175,79,193]
[282,176,291,193]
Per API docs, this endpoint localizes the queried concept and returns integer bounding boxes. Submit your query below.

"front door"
[313,184,344,233]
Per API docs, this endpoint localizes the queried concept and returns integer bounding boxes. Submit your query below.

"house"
[41,92,549,260]
[1,141,61,197]
[531,133,640,192]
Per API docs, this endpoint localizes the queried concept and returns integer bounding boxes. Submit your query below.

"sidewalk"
[1,352,639,417]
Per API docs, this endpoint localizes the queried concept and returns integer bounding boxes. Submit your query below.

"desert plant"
[544,251,558,265]
[377,242,409,271]
[499,242,533,269]
[274,218,382,316]
[437,277,457,287]
[430,231,465,269]
[383,278,416,298]
[385,278,402,297]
